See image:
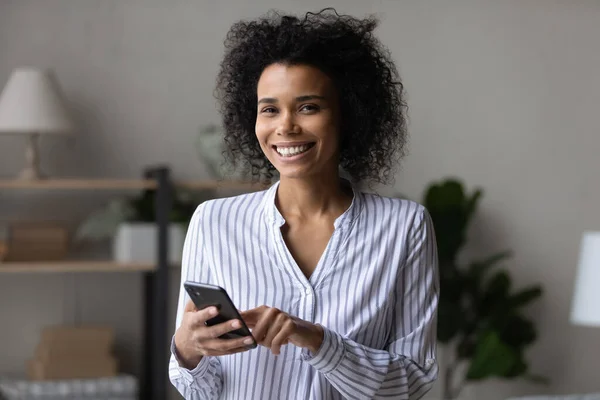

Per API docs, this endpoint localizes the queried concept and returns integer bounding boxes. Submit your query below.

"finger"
[189,306,219,328]
[184,299,197,312]
[203,336,256,354]
[201,319,245,341]
[263,313,288,348]
[271,322,294,355]
[240,306,264,326]
[251,307,279,344]
[201,345,252,357]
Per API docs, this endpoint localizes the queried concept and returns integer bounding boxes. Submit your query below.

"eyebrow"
[257,95,326,105]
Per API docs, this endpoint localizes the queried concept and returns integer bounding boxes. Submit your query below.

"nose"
[275,111,300,136]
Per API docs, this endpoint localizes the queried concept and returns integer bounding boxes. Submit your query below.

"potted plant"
[75,188,202,265]
[422,178,546,399]
[196,123,258,181]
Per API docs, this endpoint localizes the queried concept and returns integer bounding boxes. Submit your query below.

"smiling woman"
[255,64,341,182]
[169,8,439,400]
[216,9,408,186]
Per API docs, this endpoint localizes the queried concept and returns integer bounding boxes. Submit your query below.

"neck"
[276,172,352,221]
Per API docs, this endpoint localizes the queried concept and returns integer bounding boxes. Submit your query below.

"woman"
[169,9,439,400]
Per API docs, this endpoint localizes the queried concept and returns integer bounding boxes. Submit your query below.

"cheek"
[319,119,341,150]
[254,122,273,156]
[254,121,267,144]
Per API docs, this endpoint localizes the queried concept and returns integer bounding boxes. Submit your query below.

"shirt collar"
[261,179,363,229]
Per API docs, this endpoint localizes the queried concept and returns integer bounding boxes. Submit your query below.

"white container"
[113,223,185,265]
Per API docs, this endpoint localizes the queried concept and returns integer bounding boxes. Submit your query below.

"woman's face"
[255,63,341,180]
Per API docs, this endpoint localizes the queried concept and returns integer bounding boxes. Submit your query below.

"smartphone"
[183,281,256,348]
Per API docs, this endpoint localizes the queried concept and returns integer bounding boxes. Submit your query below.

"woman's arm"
[168,203,224,399]
[301,208,439,399]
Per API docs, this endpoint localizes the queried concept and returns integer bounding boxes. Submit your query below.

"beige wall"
[1,1,599,399]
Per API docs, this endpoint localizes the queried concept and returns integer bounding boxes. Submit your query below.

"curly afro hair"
[215,8,407,185]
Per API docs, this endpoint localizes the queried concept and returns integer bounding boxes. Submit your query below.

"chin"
[277,169,311,180]
[274,165,319,180]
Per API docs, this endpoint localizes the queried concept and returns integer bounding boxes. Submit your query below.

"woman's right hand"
[173,299,255,369]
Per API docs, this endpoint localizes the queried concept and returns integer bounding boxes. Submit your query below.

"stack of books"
[28,326,118,381]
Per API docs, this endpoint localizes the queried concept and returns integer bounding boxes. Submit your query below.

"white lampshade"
[0,67,74,134]
[570,231,600,327]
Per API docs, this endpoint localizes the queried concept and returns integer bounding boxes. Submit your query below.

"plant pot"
[112,223,185,265]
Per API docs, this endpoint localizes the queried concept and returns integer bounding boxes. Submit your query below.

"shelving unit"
[0,179,157,190]
[0,166,263,400]
[0,178,263,191]
[0,261,156,273]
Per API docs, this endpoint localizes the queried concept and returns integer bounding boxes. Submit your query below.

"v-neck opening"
[263,179,362,289]
[275,226,335,284]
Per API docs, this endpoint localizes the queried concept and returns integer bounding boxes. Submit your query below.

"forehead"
[256,63,335,97]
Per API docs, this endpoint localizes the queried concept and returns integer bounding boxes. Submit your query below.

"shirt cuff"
[170,336,212,382]
[300,325,345,374]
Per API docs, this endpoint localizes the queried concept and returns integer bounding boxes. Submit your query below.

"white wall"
[0,1,599,399]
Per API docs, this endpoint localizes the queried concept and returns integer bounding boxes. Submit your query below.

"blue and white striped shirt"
[169,180,439,399]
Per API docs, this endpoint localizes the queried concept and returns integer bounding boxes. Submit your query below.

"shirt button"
[305,288,312,296]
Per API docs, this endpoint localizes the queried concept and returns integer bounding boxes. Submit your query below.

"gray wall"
[1,1,599,399]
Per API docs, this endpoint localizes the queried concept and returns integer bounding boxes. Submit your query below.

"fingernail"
[209,307,218,316]
[231,320,241,328]
[244,338,254,345]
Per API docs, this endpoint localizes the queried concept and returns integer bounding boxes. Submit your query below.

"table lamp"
[570,231,600,327]
[0,67,75,180]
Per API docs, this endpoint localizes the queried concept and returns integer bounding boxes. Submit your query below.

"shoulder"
[359,191,430,227]
[190,189,270,225]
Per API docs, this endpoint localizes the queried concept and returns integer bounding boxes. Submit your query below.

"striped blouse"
[169,180,439,399]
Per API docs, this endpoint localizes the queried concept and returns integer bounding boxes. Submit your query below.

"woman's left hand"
[240,306,324,355]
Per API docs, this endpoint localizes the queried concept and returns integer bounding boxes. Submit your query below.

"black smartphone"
[183,281,256,348]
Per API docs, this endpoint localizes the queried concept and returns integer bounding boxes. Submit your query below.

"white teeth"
[276,144,312,157]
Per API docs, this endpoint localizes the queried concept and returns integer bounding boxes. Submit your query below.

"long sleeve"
[168,203,224,399]
[301,208,439,399]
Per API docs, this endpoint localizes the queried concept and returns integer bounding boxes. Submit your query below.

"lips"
[273,143,315,157]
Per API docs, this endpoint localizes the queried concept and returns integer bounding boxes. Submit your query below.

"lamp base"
[17,165,46,180]
[17,133,46,180]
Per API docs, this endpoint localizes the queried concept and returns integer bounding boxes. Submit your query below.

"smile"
[273,143,315,157]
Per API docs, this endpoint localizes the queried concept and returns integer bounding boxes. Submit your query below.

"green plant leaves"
[438,301,465,343]
[508,286,543,309]
[465,329,544,382]
[422,177,546,390]
[499,314,537,349]
[424,179,480,265]
[466,331,517,380]
[467,251,512,285]
[74,188,204,242]
[126,189,200,224]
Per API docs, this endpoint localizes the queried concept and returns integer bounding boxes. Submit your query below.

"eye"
[299,104,319,113]
[260,106,277,114]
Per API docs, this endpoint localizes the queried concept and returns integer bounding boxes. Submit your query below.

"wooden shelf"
[0,178,267,191]
[0,179,156,190]
[176,180,267,191]
[0,261,157,273]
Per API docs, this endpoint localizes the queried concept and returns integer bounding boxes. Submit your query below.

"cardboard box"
[35,341,113,364]
[39,325,114,349]
[27,355,118,381]
[6,223,69,261]
[27,325,118,381]
[34,326,114,362]
[0,240,7,261]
